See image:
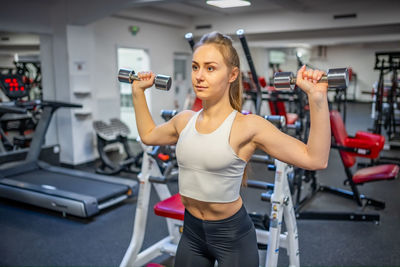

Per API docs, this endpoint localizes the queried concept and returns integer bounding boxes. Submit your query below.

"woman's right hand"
[131,71,156,96]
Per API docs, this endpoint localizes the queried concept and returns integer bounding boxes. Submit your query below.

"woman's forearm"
[305,91,331,169]
[132,90,156,143]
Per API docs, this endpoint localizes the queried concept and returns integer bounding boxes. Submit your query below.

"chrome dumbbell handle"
[274,68,349,90]
[118,68,172,91]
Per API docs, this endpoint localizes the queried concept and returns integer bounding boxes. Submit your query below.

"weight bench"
[297,110,399,223]
[329,110,399,208]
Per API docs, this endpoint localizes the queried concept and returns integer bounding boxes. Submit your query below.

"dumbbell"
[274,68,349,90]
[118,68,172,91]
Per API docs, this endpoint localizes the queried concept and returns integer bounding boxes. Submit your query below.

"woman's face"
[192,44,237,101]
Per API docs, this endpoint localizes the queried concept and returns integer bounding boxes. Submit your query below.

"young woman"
[131,32,330,267]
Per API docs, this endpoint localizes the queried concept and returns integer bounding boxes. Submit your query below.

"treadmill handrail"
[0,103,27,114]
[25,101,81,162]
[41,100,82,109]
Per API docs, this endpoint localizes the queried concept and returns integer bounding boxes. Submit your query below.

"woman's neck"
[201,97,234,120]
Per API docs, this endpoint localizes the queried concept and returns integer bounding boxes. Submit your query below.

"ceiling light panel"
[206,0,251,9]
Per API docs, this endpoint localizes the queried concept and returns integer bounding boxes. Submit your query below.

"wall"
[91,16,191,125]
[310,42,400,101]
[66,25,97,164]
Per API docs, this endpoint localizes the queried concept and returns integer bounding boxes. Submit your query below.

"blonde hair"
[194,31,249,185]
[194,31,243,112]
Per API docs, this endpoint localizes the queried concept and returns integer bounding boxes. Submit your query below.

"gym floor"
[1,102,399,267]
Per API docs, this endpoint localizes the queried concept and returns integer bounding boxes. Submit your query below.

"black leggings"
[174,205,259,267]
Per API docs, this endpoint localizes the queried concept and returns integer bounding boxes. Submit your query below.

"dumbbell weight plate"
[118,68,134,83]
[274,72,295,90]
[154,75,172,91]
[327,68,349,89]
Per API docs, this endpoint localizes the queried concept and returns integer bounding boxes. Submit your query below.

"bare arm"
[131,71,182,146]
[252,66,330,170]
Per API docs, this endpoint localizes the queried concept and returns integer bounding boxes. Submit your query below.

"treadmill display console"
[0,74,29,99]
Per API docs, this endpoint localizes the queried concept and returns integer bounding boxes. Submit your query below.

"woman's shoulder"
[174,109,197,133]
[176,109,196,121]
[234,112,273,135]
[235,112,266,126]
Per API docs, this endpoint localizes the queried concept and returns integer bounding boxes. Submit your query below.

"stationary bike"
[119,115,300,267]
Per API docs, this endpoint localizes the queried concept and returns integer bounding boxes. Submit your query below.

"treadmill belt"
[8,170,129,202]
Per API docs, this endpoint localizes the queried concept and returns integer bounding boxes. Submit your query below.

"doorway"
[117,47,150,139]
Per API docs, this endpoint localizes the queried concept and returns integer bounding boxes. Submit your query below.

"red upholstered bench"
[154,193,185,221]
[353,164,399,184]
[330,109,399,207]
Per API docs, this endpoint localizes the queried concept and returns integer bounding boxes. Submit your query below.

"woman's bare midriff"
[181,195,243,221]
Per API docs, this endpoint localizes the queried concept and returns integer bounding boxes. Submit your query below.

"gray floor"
[1,102,400,267]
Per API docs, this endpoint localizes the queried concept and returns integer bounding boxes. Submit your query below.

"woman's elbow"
[307,159,329,170]
[139,135,152,146]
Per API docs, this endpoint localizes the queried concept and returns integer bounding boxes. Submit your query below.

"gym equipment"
[236,29,306,141]
[273,68,349,90]
[184,32,203,112]
[0,103,27,153]
[184,32,194,50]
[264,115,286,129]
[371,52,400,144]
[120,116,299,267]
[296,55,350,124]
[118,69,171,91]
[295,110,399,223]
[160,109,177,121]
[236,29,262,115]
[93,118,142,175]
[14,56,42,100]
[0,99,137,218]
[0,74,39,150]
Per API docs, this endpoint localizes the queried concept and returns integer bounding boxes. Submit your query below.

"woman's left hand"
[295,65,328,96]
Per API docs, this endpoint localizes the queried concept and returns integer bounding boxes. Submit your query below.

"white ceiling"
[1,0,399,54]
[115,0,400,48]
[126,0,399,17]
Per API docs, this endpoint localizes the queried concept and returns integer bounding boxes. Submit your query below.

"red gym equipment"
[296,110,399,223]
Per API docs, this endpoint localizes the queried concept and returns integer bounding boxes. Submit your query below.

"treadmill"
[0,75,137,217]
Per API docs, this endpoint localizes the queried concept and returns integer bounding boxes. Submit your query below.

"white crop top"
[176,109,247,203]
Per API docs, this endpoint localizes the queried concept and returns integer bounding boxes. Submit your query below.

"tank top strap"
[218,110,238,137]
[182,109,202,135]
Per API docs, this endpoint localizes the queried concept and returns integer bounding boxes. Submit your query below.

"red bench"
[330,109,399,207]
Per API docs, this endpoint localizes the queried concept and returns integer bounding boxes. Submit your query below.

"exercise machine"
[0,78,137,217]
[294,110,399,223]
[93,118,142,175]
[120,115,300,267]
[0,73,38,150]
[371,52,400,145]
